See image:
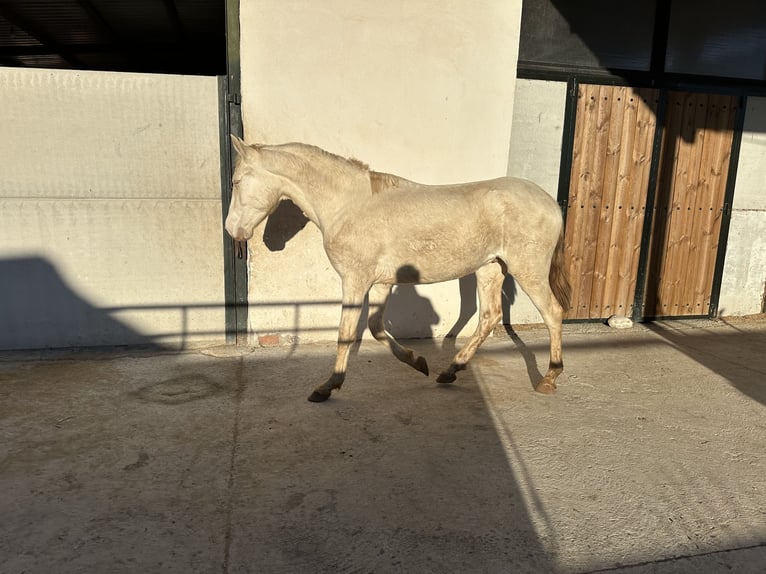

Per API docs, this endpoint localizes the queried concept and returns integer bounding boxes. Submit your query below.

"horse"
[225,136,571,402]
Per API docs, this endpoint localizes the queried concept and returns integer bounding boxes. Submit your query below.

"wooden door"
[642,92,739,317]
[564,84,659,319]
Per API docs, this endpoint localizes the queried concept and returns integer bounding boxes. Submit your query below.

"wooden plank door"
[642,92,739,317]
[564,84,659,319]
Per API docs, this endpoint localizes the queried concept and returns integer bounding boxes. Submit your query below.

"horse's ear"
[230,134,252,158]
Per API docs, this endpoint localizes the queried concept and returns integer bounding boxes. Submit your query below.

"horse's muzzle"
[225,216,252,241]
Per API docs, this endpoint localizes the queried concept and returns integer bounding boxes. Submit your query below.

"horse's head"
[225,135,285,241]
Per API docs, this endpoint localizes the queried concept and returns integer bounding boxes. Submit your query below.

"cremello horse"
[225,136,571,402]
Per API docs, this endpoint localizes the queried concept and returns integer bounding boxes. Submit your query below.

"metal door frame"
[219,0,247,343]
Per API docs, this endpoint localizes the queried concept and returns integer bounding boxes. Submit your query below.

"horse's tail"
[549,228,571,313]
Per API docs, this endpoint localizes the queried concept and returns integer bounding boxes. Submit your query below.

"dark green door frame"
[219,0,247,344]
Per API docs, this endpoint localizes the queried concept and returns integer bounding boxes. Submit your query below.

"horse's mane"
[258,142,414,195]
[271,142,408,195]
[369,171,405,193]
[273,142,367,171]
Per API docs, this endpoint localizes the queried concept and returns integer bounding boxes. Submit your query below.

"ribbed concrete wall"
[0,68,224,350]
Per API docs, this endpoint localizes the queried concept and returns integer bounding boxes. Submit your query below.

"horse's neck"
[268,146,371,232]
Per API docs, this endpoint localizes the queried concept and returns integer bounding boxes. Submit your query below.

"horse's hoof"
[414,356,429,376]
[436,372,456,384]
[307,390,331,403]
[534,380,557,395]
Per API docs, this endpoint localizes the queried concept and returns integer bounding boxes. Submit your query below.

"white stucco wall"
[0,67,225,350]
[719,96,766,316]
[239,0,523,342]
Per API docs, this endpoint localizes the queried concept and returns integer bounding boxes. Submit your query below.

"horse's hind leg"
[367,283,429,376]
[513,272,564,394]
[437,262,504,383]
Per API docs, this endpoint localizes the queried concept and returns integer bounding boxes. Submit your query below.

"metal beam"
[0,55,22,67]
[0,40,219,57]
[0,3,84,68]
[162,0,187,42]
[72,0,119,42]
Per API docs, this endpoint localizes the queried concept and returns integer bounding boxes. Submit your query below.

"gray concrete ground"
[1,318,765,574]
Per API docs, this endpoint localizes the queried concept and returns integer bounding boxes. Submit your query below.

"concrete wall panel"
[507,79,568,194]
[720,96,766,316]
[0,68,224,350]
[0,69,220,200]
[719,211,766,316]
[506,79,568,324]
[732,97,766,211]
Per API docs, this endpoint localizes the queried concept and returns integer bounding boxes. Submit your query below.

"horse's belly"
[377,239,498,284]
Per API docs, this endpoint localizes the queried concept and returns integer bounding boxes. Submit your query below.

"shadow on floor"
[645,320,766,406]
[0,347,559,573]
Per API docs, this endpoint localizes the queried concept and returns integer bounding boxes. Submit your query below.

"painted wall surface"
[0,67,225,350]
[506,79,568,323]
[239,0,523,342]
[719,96,766,316]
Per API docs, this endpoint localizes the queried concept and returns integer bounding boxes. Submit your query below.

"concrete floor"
[1,318,765,574]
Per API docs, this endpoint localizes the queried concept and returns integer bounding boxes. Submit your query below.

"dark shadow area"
[442,274,476,351]
[528,1,766,101]
[506,328,545,393]
[495,276,546,390]
[502,274,519,327]
[0,257,164,352]
[234,349,558,572]
[0,0,226,75]
[262,200,310,251]
[645,321,766,406]
[0,346,560,572]
[385,284,439,339]
[385,266,440,340]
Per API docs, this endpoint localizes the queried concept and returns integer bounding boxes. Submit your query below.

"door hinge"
[228,92,241,105]
[722,202,731,216]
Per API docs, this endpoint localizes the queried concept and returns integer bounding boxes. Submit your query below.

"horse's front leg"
[308,284,367,403]
[367,283,429,376]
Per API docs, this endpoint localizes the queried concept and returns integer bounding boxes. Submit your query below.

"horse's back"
[325,174,563,284]
[375,173,558,210]
[371,175,561,231]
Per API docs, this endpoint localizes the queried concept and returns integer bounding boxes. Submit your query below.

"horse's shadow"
[385,284,440,339]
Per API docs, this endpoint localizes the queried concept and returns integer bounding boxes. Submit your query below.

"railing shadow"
[0,254,544,386]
